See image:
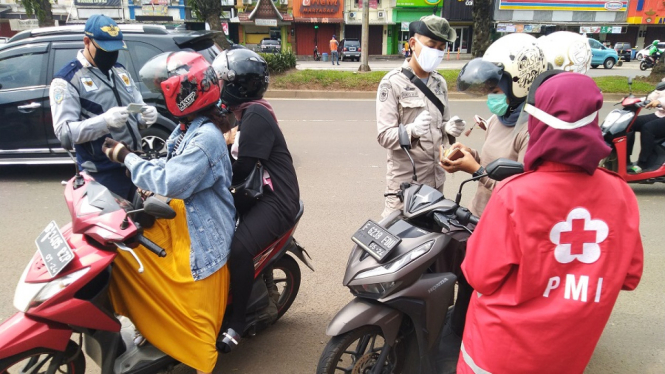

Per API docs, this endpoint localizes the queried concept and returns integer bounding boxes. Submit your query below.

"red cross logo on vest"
[549,207,609,264]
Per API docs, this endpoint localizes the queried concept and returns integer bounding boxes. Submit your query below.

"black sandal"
[217,328,241,353]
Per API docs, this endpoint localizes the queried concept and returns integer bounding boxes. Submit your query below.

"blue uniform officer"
[50,14,158,199]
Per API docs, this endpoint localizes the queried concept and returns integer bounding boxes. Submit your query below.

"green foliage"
[19,0,53,27]
[270,69,654,94]
[187,0,202,21]
[260,50,297,75]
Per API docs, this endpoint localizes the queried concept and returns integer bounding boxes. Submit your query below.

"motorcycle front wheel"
[317,326,405,374]
[0,341,85,374]
[640,61,649,71]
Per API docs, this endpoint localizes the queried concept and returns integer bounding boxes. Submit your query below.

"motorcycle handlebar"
[469,215,480,226]
[136,233,166,257]
[455,206,479,226]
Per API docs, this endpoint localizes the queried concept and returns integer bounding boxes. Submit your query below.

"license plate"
[349,47,357,52]
[35,221,74,278]
[352,220,401,262]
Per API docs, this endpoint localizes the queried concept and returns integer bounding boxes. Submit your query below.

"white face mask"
[414,37,445,73]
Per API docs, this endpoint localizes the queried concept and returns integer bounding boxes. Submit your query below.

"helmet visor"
[139,52,201,94]
[456,58,504,96]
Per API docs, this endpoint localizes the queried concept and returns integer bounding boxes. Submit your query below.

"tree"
[471,0,492,57]
[649,55,665,82]
[188,0,232,50]
[20,0,55,27]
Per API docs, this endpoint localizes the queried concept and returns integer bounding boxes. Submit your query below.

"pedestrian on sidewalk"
[376,15,463,217]
[330,35,339,65]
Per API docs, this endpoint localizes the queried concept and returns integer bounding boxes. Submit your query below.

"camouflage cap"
[409,15,456,43]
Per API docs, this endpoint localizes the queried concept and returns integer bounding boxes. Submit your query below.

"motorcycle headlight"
[354,240,434,280]
[350,281,401,297]
[13,266,89,312]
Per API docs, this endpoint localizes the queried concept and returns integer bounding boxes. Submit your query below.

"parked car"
[259,38,281,53]
[613,42,632,62]
[339,38,361,61]
[588,38,618,69]
[636,42,665,60]
[0,24,224,165]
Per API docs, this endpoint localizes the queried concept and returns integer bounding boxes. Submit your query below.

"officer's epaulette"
[54,60,83,81]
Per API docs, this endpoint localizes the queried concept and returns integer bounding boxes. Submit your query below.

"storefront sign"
[74,0,121,6]
[142,0,168,16]
[222,22,229,35]
[358,0,379,9]
[255,18,278,26]
[396,0,441,7]
[628,0,665,24]
[499,0,626,12]
[401,21,409,31]
[9,19,39,31]
[294,0,342,19]
[496,23,516,32]
[580,26,601,33]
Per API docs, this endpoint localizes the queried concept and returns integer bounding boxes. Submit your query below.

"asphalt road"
[0,99,663,374]
[297,58,648,79]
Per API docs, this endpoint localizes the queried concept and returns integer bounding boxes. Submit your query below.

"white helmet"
[537,31,591,74]
[482,33,547,103]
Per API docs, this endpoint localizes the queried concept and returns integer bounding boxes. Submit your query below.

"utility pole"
[359,0,371,72]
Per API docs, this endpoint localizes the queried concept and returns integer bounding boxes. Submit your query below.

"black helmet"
[212,49,269,106]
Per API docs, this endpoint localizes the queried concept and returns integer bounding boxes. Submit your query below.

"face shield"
[456,58,504,96]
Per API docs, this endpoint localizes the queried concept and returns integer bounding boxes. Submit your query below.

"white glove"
[231,130,240,160]
[140,106,158,125]
[103,107,129,129]
[407,111,432,138]
[444,116,466,138]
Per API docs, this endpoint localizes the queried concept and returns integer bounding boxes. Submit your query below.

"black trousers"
[627,113,665,165]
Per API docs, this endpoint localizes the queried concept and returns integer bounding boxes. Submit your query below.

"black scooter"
[316,124,523,374]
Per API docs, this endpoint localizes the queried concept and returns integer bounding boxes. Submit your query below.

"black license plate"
[35,221,74,277]
[352,220,401,262]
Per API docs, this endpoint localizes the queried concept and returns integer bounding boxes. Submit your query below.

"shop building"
[291,0,343,56]
[493,0,629,44]
[343,0,392,55]
[235,0,292,50]
[626,0,665,51]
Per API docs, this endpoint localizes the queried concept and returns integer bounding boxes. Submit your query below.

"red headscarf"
[524,73,611,175]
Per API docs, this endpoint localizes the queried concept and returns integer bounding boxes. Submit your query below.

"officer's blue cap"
[84,15,127,52]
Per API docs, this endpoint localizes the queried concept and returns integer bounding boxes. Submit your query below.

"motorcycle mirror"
[143,197,176,219]
[485,158,524,181]
[398,124,411,150]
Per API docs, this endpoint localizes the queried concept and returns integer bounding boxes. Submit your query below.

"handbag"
[230,161,264,209]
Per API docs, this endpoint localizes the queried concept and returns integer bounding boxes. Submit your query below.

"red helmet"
[139,51,220,118]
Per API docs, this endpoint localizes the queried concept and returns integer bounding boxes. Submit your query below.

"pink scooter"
[0,134,312,373]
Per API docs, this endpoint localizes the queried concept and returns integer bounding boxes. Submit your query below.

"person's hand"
[646,99,661,109]
[141,106,158,125]
[448,142,472,154]
[439,147,480,174]
[407,111,432,138]
[103,107,129,129]
[444,116,466,137]
[224,127,238,145]
[102,138,130,163]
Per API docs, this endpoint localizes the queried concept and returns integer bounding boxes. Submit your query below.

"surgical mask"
[414,38,445,73]
[487,93,509,116]
[91,47,119,74]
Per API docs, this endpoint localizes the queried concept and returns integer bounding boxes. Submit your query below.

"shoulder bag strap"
[400,68,455,144]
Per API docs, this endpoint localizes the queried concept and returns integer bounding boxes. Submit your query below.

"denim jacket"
[124,116,236,280]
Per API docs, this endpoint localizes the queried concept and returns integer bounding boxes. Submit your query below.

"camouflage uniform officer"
[376,15,465,217]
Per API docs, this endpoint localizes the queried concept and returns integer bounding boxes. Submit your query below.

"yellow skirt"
[109,199,229,373]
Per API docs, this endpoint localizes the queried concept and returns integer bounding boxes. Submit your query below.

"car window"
[0,52,47,90]
[346,40,360,46]
[127,41,163,71]
[588,39,602,49]
[195,44,221,63]
[263,40,279,45]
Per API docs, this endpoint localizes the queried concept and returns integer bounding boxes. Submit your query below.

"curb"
[266,90,629,102]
